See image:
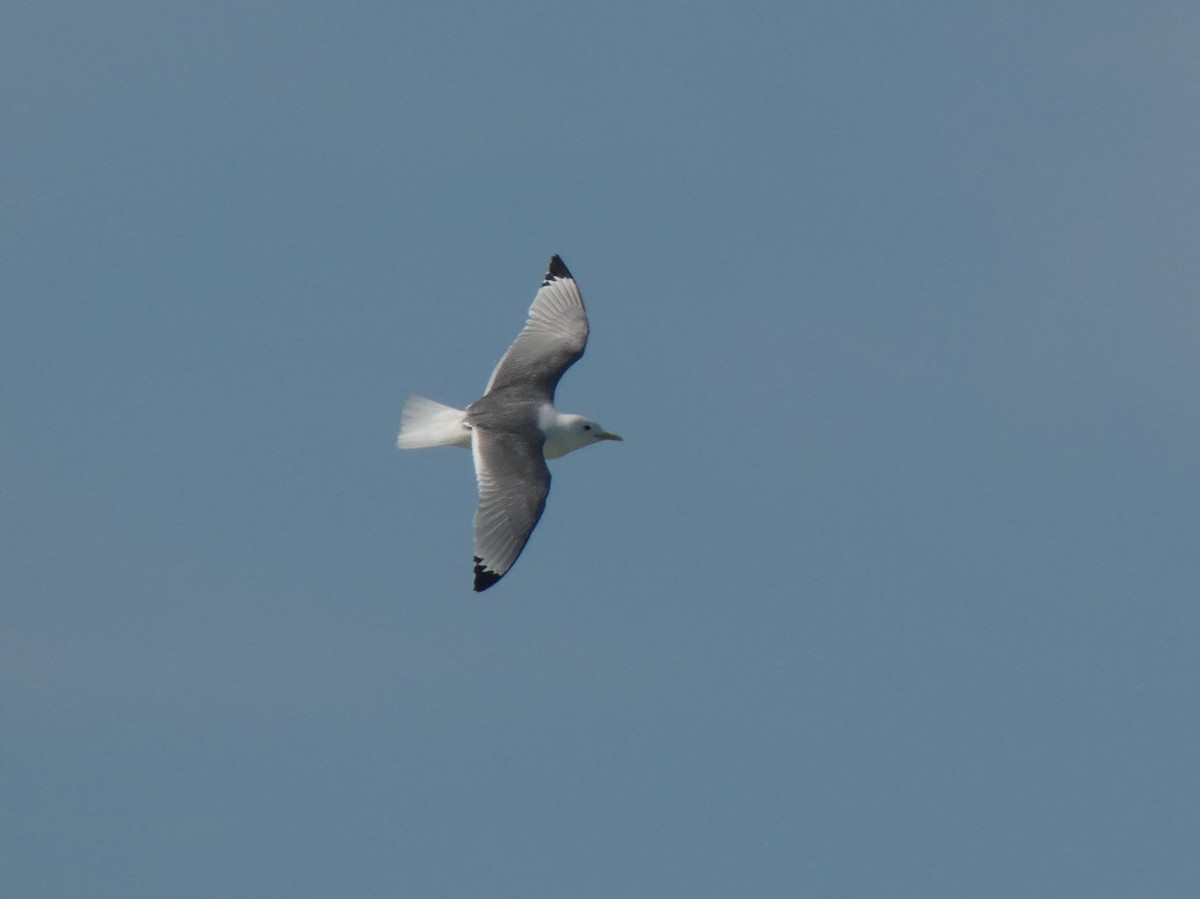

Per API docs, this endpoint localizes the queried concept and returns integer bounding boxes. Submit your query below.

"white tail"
[397,395,472,449]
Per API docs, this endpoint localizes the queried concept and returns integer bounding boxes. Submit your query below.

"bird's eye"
[583,425,592,431]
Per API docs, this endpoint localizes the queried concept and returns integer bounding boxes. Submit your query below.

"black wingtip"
[473,556,503,592]
[544,254,572,284]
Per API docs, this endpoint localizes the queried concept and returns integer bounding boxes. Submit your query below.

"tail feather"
[397,395,471,449]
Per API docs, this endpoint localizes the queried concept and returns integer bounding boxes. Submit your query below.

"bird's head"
[543,414,623,459]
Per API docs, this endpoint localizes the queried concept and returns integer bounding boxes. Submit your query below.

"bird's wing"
[471,425,551,591]
[484,255,589,400]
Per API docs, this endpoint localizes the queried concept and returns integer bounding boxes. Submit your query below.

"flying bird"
[397,255,622,591]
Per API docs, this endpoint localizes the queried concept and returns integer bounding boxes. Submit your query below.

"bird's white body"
[398,396,614,461]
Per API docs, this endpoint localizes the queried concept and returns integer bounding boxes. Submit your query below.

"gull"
[397,255,622,591]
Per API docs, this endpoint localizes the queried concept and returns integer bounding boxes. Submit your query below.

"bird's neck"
[538,404,579,460]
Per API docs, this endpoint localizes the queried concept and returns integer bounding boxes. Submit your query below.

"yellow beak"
[598,431,623,442]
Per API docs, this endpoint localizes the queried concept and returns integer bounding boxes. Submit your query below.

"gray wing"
[484,255,589,400]
[471,426,551,592]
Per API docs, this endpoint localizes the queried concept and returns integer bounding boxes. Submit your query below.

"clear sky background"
[4,2,1199,896]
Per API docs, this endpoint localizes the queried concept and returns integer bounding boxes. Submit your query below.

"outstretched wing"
[485,255,589,400]
[471,426,552,592]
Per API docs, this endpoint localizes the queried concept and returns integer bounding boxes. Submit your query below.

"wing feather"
[484,255,588,399]
[471,426,551,591]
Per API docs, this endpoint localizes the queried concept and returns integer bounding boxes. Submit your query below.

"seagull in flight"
[397,255,622,591]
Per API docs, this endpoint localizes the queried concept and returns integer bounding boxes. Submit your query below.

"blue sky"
[4,2,1199,896]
